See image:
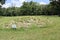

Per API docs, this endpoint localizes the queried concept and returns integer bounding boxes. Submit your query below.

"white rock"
[12,24,16,29]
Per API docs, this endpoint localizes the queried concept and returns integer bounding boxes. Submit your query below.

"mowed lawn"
[0,16,60,40]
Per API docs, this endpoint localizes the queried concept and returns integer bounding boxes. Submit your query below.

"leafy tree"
[20,1,42,15]
[49,0,60,15]
[0,0,5,4]
[0,0,6,16]
[1,1,59,16]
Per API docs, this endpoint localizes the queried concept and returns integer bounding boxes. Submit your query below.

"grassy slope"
[0,16,60,40]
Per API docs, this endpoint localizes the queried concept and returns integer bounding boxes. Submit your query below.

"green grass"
[0,16,60,40]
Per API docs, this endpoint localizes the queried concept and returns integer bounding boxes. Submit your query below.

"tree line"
[0,0,60,16]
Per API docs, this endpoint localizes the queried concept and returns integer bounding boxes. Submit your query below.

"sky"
[2,0,50,8]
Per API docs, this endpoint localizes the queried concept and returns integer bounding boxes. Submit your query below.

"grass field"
[0,16,60,40]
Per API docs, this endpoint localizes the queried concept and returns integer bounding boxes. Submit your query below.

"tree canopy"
[0,0,5,4]
[0,0,60,16]
[49,0,60,15]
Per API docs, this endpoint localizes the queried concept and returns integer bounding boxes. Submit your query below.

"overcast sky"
[2,0,50,8]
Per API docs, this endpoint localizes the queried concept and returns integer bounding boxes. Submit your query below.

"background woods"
[0,0,60,16]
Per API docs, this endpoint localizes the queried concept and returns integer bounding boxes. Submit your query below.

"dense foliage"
[49,0,60,15]
[0,0,60,16]
[0,0,5,5]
